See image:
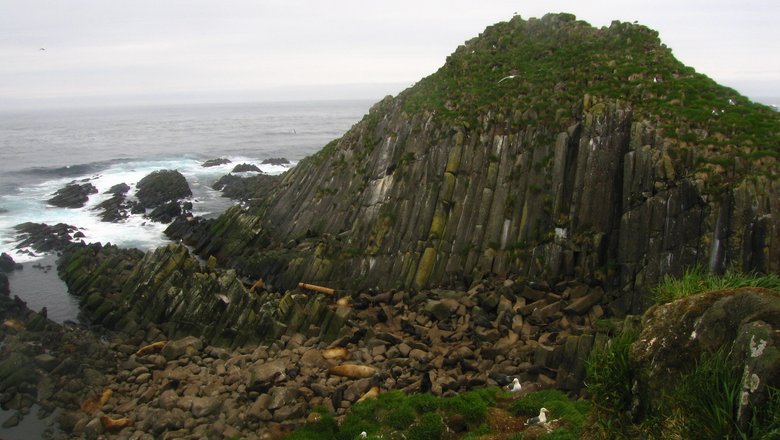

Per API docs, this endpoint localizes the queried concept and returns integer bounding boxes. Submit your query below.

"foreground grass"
[653,266,780,304]
[285,387,590,440]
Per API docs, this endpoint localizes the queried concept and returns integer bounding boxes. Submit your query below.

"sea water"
[0,99,373,321]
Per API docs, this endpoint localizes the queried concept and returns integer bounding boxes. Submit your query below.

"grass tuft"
[653,266,780,304]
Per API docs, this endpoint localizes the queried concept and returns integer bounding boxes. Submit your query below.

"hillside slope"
[170,13,780,313]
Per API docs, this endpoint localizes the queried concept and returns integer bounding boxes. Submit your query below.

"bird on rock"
[506,377,522,393]
[525,407,549,426]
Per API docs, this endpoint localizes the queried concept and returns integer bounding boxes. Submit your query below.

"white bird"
[506,378,522,393]
[497,75,518,84]
[525,408,549,426]
[359,432,367,439]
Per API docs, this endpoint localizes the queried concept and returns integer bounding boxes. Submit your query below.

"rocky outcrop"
[0,253,21,273]
[630,288,780,430]
[14,222,82,254]
[262,158,291,166]
[202,158,231,167]
[210,173,281,201]
[232,163,261,173]
[59,243,351,346]
[169,15,779,312]
[135,170,191,209]
[93,183,136,222]
[47,182,98,208]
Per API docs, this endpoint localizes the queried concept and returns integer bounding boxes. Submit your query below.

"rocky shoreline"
[0,243,614,439]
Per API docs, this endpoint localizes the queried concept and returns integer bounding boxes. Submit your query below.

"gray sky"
[1,0,778,108]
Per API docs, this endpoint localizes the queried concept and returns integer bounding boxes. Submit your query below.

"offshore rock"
[232,163,261,173]
[47,182,98,208]
[14,222,81,254]
[135,169,192,209]
[211,173,280,201]
[202,158,231,167]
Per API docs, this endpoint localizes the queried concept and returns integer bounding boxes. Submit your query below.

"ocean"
[0,99,373,323]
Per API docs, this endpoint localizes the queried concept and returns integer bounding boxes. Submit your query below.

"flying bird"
[497,75,518,84]
[39,48,46,51]
[506,377,522,393]
[525,407,549,426]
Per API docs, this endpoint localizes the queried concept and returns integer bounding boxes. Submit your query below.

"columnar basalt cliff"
[168,13,780,314]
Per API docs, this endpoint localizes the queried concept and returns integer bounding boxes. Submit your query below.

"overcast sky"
[1,0,778,109]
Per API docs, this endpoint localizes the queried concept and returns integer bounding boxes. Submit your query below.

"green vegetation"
[511,389,591,439]
[585,328,638,421]
[583,270,780,439]
[285,387,601,440]
[396,13,779,185]
[653,266,780,304]
[287,388,498,440]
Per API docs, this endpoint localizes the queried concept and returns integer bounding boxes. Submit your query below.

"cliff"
[169,13,780,313]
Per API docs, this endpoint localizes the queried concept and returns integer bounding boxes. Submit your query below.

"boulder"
[161,336,203,361]
[247,359,287,392]
[0,253,20,272]
[630,288,780,429]
[190,396,222,418]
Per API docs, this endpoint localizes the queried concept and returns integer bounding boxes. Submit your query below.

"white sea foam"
[0,155,294,262]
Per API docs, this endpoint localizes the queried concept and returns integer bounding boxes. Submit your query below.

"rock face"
[209,173,281,201]
[630,288,780,429]
[168,14,780,312]
[135,170,192,209]
[59,243,351,346]
[47,182,98,208]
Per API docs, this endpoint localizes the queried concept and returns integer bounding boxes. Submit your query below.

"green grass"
[511,389,591,438]
[653,266,780,304]
[673,348,743,440]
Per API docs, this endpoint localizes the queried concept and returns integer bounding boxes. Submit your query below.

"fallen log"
[298,282,336,295]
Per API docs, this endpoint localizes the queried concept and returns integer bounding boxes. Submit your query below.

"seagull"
[506,378,522,393]
[497,75,518,84]
[525,408,549,426]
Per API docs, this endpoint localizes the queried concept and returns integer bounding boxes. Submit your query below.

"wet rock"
[202,158,231,167]
[232,163,261,173]
[261,158,290,166]
[47,182,98,208]
[135,169,191,209]
[0,253,21,273]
